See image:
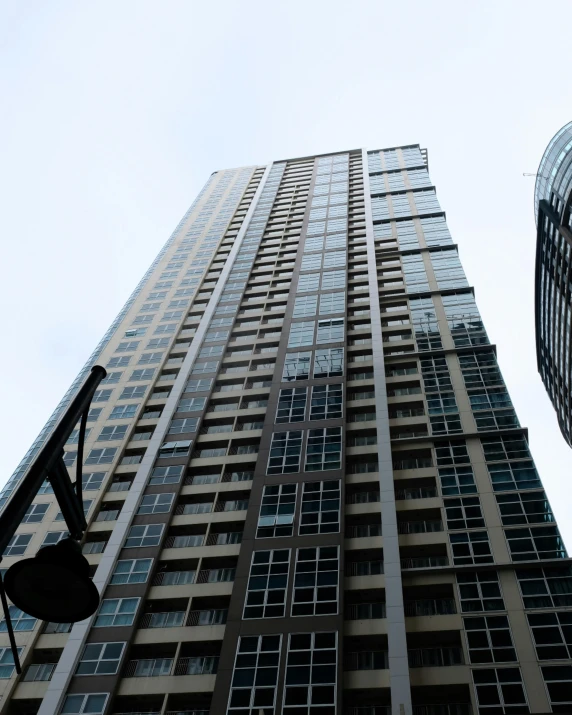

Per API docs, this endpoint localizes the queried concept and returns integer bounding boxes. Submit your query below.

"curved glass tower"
[534,121,572,446]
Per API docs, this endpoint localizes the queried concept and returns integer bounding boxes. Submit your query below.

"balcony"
[173,656,218,676]
[345,603,386,620]
[395,487,437,500]
[346,491,380,504]
[401,556,448,570]
[164,535,204,549]
[346,524,382,539]
[153,571,196,587]
[346,561,384,577]
[196,568,235,584]
[44,622,72,634]
[206,532,242,546]
[124,658,173,677]
[397,520,443,534]
[345,651,389,670]
[22,663,56,682]
[408,647,463,667]
[404,599,456,617]
[187,609,227,626]
[139,612,185,629]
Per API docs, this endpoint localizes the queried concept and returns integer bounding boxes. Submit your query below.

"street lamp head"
[3,538,100,623]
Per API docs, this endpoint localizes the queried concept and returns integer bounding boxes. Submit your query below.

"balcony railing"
[395,487,437,500]
[397,520,443,534]
[404,599,456,617]
[346,708,390,715]
[108,481,131,492]
[346,524,382,538]
[345,603,386,620]
[345,651,389,670]
[23,663,56,681]
[413,706,470,715]
[222,471,253,482]
[186,609,227,626]
[83,541,106,554]
[153,570,196,587]
[346,492,380,504]
[346,561,384,577]
[139,612,185,629]
[408,647,463,667]
[215,500,249,512]
[124,658,173,677]
[196,568,236,584]
[96,510,120,522]
[393,458,433,470]
[44,622,73,634]
[206,532,242,546]
[174,656,219,676]
[164,535,205,549]
[401,556,448,570]
[175,503,213,516]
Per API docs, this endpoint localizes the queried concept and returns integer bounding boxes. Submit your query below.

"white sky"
[1,0,572,544]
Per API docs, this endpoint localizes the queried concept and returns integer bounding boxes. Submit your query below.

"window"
[283,351,312,381]
[444,496,485,530]
[125,328,147,337]
[314,347,344,378]
[22,503,49,523]
[124,524,164,548]
[288,321,315,348]
[321,269,345,290]
[439,466,477,495]
[138,352,163,364]
[108,356,130,368]
[299,480,340,534]
[316,318,344,344]
[310,384,343,420]
[199,345,224,358]
[267,431,303,474]
[54,500,92,522]
[457,571,505,613]
[430,413,462,435]
[541,665,572,711]
[297,273,320,292]
[116,341,139,352]
[0,647,22,678]
[42,531,68,547]
[516,565,572,609]
[132,314,154,324]
[85,448,117,465]
[93,389,112,403]
[119,386,146,400]
[276,388,307,423]
[178,397,206,412]
[98,425,128,441]
[67,428,91,444]
[505,526,566,561]
[94,598,139,627]
[482,435,531,462]
[496,491,554,526]
[150,466,183,484]
[292,546,339,616]
[63,450,77,466]
[301,254,322,271]
[319,291,345,315]
[293,295,317,318]
[137,493,174,515]
[158,440,192,457]
[228,635,282,715]
[191,361,219,374]
[527,612,572,660]
[464,616,517,663]
[168,418,198,434]
[4,534,31,556]
[450,531,493,565]
[244,550,290,619]
[130,368,155,381]
[0,607,36,632]
[283,632,337,715]
[111,559,153,585]
[109,404,138,420]
[323,250,346,268]
[435,440,470,466]
[148,291,167,299]
[87,407,102,421]
[77,643,125,675]
[305,427,342,471]
[186,378,213,392]
[257,484,297,538]
[472,668,528,714]
[61,694,109,715]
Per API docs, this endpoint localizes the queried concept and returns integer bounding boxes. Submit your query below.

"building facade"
[1,145,571,715]
[534,120,572,446]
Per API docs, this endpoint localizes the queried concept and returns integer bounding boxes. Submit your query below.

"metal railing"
[345,603,386,620]
[22,663,56,681]
[108,481,131,492]
[82,541,106,554]
[44,622,73,634]
[345,651,389,670]
[206,532,242,546]
[346,708,390,715]
[215,500,249,512]
[393,458,433,470]
[174,656,218,676]
[346,561,384,577]
[222,471,253,482]
[196,568,235,584]
[139,612,185,629]
[346,524,382,538]
[408,647,463,667]
[346,491,380,504]
[164,534,205,549]
[185,474,220,485]
[401,556,448,569]
[186,609,227,626]
[413,706,470,715]
[404,599,456,617]
[153,571,196,587]
[124,658,173,677]
[395,487,437,500]
[397,520,443,534]
[175,503,213,515]
[96,510,119,522]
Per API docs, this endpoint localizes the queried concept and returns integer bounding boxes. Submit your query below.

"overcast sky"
[1,0,572,544]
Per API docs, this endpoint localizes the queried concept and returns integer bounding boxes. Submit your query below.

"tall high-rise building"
[534,120,572,446]
[1,146,571,715]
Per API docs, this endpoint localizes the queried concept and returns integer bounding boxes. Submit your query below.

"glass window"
[228,635,282,715]
[124,524,164,548]
[0,607,36,632]
[168,417,198,435]
[94,598,139,627]
[457,571,505,613]
[310,384,343,420]
[305,427,342,471]
[186,378,213,392]
[137,493,174,515]
[495,491,554,526]
[22,503,49,523]
[299,480,341,534]
[109,404,138,420]
[158,440,192,457]
[321,269,345,290]
[319,291,345,315]
[541,665,572,711]
[439,466,477,495]
[85,448,117,465]
[276,388,307,423]
[444,496,485,530]
[472,668,528,714]
[450,531,494,565]
[516,565,572,609]
[111,559,153,585]
[313,347,344,378]
[77,643,125,675]
[464,615,517,663]
[61,694,109,715]
[41,531,68,547]
[292,546,339,616]
[293,295,318,318]
[178,397,206,412]
[288,321,315,348]
[316,318,344,344]
[528,612,572,660]
[0,647,22,679]
[505,526,566,561]
[150,465,183,485]
[98,425,128,441]
[283,632,337,715]
[244,550,290,619]
[297,273,320,293]
[257,484,297,538]
[283,351,312,381]
[267,431,303,475]
[3,534,32,557]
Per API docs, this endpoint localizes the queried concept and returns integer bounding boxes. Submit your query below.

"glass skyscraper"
[1,145,571,715]
[535,120,572,446]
